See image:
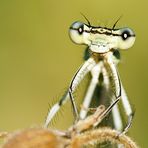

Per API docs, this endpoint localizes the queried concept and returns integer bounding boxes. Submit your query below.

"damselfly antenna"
[80,13,91,26]
[112,15,123,30]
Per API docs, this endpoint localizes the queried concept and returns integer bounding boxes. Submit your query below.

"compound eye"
[70,21,84,34]
[69,22,86,44]
[117,27,136,49]
[121,29,131,40]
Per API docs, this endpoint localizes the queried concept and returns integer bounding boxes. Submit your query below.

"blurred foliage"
[0,0,147,147]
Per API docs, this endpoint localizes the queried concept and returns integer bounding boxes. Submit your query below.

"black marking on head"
[70,24,135,38]
[90,28,113,36]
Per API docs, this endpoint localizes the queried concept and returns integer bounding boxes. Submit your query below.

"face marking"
[69,22,136,53]
[70,26,135,37]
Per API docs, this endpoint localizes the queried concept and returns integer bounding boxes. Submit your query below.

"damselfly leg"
[44,58,96,127]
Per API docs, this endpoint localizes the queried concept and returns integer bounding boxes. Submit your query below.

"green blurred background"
[0,0,147,147]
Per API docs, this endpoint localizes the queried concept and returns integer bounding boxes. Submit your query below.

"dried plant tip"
[70,105,106,133]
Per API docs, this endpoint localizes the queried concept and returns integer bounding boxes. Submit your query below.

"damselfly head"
[69,21,136,54]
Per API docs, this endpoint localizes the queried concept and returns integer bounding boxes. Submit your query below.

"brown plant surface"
[1,105,139,148]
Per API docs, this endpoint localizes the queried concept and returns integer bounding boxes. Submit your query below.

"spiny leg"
[105,52,133,135]
[97,94,121,123]
[112,102,123,131]
[105,52,123,131]
[102,58,123,148]
[119,83,134,135]
[44,91,68,128]
[102,66,123,131]
[105,52,125,148]
[79,62,103,119]
[105,52,121,99]
[69,58,96,121]
[44,58,96,127]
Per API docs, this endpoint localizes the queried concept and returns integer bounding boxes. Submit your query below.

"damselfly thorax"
[45,20,136,136]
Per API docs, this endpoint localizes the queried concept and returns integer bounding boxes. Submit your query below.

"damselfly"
[45,18,136,134]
